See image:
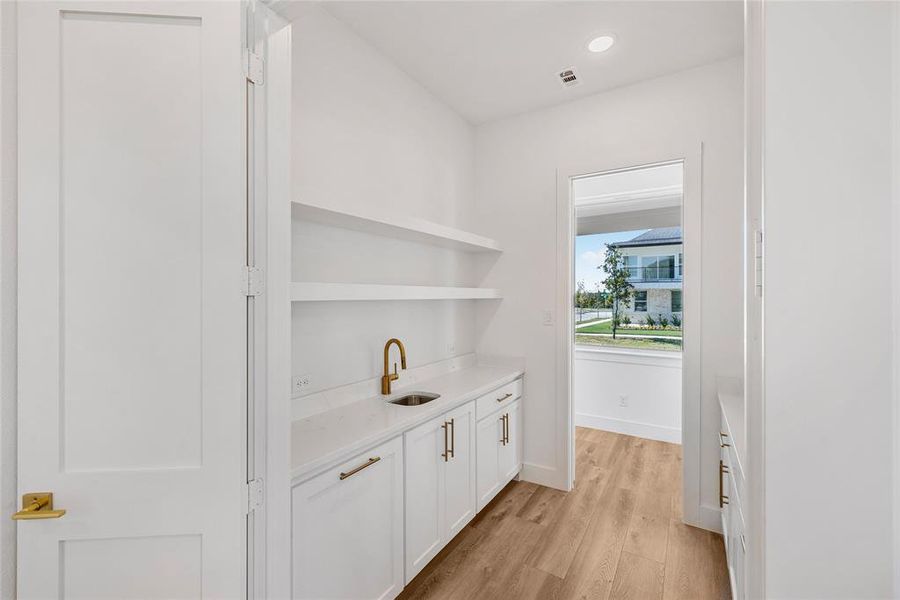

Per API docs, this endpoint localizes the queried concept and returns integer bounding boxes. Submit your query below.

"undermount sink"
[389,392,440,406]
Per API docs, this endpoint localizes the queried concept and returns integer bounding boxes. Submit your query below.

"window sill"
[574,345,683,368]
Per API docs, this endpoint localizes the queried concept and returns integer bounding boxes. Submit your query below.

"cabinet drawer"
[475,378,522,420]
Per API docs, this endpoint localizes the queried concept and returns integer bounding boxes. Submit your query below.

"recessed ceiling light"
[588,36,615,53]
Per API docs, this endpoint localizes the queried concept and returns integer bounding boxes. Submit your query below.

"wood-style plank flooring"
[398,427,730,600]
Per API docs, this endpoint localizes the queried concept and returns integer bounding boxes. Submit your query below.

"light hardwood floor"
[398,427,730,600]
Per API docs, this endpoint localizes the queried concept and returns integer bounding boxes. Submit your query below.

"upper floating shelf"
[292,200,502,253]
[290,282,501,302]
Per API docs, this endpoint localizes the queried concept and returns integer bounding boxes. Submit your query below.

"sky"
[575,229,647,291]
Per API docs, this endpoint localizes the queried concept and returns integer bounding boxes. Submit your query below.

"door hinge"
[243,266,265,297]
[246,478,264,514]
[753,229,763,297]
[244,50,264,85]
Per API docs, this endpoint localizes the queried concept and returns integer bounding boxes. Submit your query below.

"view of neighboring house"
[611,226,683,322]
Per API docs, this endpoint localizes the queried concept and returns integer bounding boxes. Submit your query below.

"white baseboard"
[576,413,682,445]
[520,462,567,491]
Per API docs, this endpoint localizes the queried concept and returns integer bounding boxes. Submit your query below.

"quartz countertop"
[291,364,524,483]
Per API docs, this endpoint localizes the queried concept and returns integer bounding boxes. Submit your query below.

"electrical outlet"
[292,375,311,395]
[619,395,628,407]
[542,310,553,326]
[448,343,456,355]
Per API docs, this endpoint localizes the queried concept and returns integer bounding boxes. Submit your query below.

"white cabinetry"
[720,403,745,600]
[476,394,523,512]
[292,436,404,600]
[404,401,476,583]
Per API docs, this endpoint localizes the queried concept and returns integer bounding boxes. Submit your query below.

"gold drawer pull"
[12,493,66,520]
[339,457,381,480]
[719,432,731,448]
[497,393,513,403]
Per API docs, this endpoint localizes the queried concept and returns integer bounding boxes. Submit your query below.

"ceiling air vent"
[558,67,581,88]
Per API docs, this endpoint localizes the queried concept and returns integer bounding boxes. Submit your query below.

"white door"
[443,402,476,540]
[17,2,247,598]
[292,437,405,600]
[404,414,445,582]
[498,400,522,482]
[476,413,502,511]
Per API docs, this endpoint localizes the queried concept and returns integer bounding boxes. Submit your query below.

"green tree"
[600,246,634,339]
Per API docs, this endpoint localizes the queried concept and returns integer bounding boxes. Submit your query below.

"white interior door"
[17,2,247,598]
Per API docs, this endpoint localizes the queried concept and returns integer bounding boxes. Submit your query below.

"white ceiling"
[311,1,743,124]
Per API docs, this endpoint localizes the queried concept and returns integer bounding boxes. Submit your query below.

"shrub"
[645,314,656,327]
[659,314,669,328]
[621,314,632,325]
[672,314,682,327]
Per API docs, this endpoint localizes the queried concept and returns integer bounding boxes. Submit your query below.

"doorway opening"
[558,152,704,527]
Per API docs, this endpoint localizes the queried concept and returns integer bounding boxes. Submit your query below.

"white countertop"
[291,364,524,483]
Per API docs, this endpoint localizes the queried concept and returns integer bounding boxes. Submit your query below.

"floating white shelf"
[292,200,502,253]
[290,282,501,302]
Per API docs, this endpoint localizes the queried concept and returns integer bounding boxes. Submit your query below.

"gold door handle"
[448,418,455,459]
[442,421,450,462]
[339,457,381,480]
[12,493,66,520]
[719,432,731,448]
[499,414,506,446]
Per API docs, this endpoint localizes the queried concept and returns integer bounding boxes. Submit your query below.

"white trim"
[557,145,704,529]
[744,0,766,596]
[892,2,900,596]
[574,346,682,368]
[576,414,681,445]
[260,16,292,600]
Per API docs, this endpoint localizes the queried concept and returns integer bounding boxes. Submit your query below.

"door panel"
[443,402,475,539]
[17,2,247,598]
[476,414,501,511]
[60,10,204,472]
[499,401,522,482]
[404,415,444,583]
[292,437,404,600]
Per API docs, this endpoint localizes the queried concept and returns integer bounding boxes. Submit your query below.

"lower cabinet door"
[476,411,503,512]
[404,415,446,583]
[498,399,522,482]
[292,436,404,600]
[443,401,476,540]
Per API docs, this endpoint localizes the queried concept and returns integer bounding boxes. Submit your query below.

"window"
[634,291,647,312]
[671,290,682,312]
[625,255,639,279]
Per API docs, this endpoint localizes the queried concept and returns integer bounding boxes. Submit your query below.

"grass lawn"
[575,334,682,352]
[576,320,683,338]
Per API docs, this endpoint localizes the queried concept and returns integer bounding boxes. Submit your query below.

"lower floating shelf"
[290,282,502,302]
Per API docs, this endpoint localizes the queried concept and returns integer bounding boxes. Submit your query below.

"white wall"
[0,1,15,598]
[291,5,481,406]
[474,57,743,512]
[763,2,894,597]
[575,349,681,444]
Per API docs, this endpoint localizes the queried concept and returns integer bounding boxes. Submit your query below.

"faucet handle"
[393,362,399,379]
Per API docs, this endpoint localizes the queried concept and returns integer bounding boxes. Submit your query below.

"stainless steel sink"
[389,392,440,406]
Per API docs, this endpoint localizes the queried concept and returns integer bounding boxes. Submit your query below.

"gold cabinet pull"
[441,421,450,462]
[339,457,381,480]
[718,460,730,508]
[12,493,66,520]
[497,392,512,403]
[448,418,455,459]
[719,432,731,448]
[504,413,510,444]
[499,414,506,445]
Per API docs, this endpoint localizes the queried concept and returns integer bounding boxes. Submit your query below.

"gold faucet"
[381,338,407,395]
